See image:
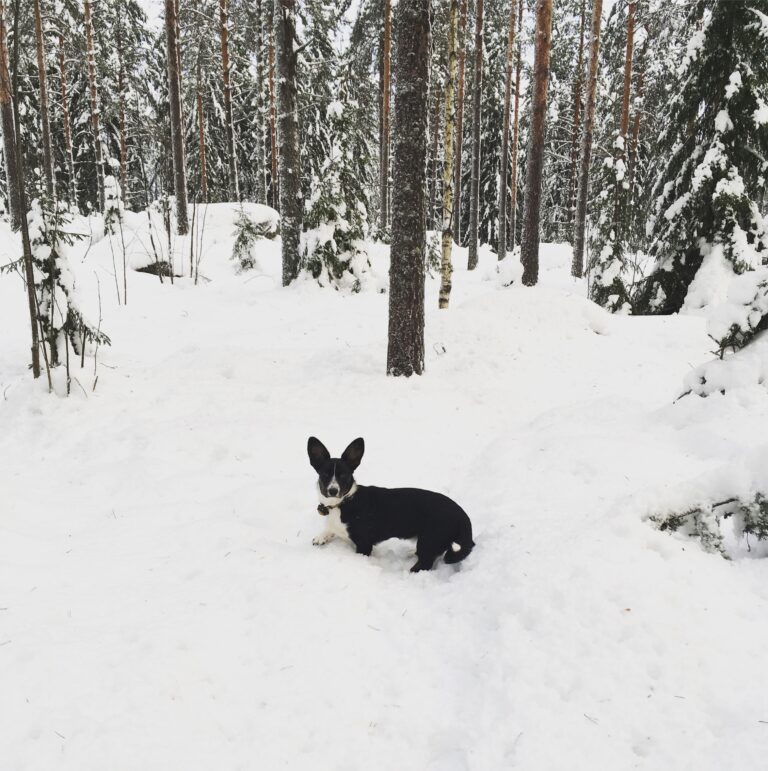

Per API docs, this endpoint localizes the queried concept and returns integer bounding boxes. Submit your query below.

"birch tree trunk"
[520,0,554,286]
[439,0,459,309]
[57,34,77,205]
[509,0,523,248]
[219,0,239,201]
[274,0,302,285]
[466,0,483,270]
[497,0,518,260]
[84,0,105,211]
[572,0,604,278]
[567,0,586,240]
[452,0,467,243]
[386,0,429,377]
[380,0,391,232]
[33,0,55,199]
[164,0,188,234]
[0,0,19,230]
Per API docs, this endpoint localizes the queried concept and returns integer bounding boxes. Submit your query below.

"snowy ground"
[2,206,768,770]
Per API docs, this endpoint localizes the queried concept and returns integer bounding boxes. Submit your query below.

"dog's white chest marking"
[313,506,351,546]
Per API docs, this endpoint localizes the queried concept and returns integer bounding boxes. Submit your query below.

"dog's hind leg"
[410,537,442,572]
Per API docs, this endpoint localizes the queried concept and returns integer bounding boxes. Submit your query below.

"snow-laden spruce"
[637,0,768,315]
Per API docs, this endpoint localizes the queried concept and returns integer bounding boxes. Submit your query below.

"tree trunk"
[116,26,128,202]
[1,0,40,375]
[253,0,266,204]
[452,0,467,244]
[164,0,188,234]
[0,1,19,229]
[386,0,429,377]
[497,0,518,260]
[509,0,523,248]
[567,0,586,240]
[439,0,459,308]
[380,0,391,232]
[572,0,604,278]
[196,49,208,202]
[268,24,278,209]
[428,85,441,231]
[33,0,54,199]
[219,0,239,201]
[466,0,483,270]
[520,0,554,286]
[612,0,635,252]
[274,0,302,285]
[84,0,105,211]
[57,34,77,205]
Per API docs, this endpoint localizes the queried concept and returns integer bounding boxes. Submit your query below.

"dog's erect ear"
[341,438,365,471]
[307,437,330,471]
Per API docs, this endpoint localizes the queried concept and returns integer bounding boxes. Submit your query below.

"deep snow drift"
[2,206,768,770]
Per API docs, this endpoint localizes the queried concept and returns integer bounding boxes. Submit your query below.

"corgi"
[307,437,475,572]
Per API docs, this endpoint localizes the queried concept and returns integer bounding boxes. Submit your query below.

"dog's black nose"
[327,487,339,497]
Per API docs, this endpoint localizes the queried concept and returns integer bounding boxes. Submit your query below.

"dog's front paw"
[313,532,334,546]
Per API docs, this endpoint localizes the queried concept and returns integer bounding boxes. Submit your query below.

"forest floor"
[2,205,768,770]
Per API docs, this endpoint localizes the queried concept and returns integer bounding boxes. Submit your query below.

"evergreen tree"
[637,0,768,314]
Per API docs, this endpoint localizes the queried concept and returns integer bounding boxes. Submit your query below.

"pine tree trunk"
[452,0,467,244]
[164,0,188,234]
[33,0,54,199]
[386,0,429,377]
[1,0,40,375]
[253,0,266,204]
[274,0,302,285]
[439,0,459,309]
[428,86,441,231]
[572,0,603,278]
[567,0,586,241]
[57,34,77,205]
[268,25,278,209]
[509,0,523,249]
[84,0,105,211]
[497,0,518,260]
[219,0,239,201]
[466,0,483,270]
[520,0,554,286]
[0,0,19,230]
[380,0,391,233]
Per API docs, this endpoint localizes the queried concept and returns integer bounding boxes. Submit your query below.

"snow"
[714,109,733,134]
[2,207,768,769]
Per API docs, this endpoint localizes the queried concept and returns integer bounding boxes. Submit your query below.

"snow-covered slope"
[1,216,768,770]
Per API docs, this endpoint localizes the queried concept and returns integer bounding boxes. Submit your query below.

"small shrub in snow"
[652,493,768,558]
[231,207,274,272]
[104,174,124,234]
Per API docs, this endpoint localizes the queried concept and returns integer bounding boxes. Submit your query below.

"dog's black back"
[308,437,475,572]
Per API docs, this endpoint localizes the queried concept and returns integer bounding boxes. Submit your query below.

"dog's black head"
[307,437,364,503]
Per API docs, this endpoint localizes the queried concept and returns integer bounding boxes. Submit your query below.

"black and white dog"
[307,437,475,572]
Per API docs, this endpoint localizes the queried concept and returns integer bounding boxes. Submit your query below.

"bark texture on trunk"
[386,0,430,377]
[380,0,391,232]
[1,0,40,375]
[452,0,467,243]
[572,0,604,278]
[274,0,302,285]
[509,0,523,248]
[567,0,586,240]
[268,26,278,209]
[0,0,19,230]
[428,85,441,231]
[497,0,518,260]
[439,0,459,309]
[520,0,554,286]
[466,0,483,270]
[84,0,105,211]
[57,34,77,205]
[33,0,55,198]
[219,0,239,200]
[164,0,188,233]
